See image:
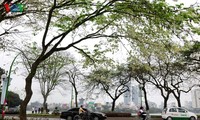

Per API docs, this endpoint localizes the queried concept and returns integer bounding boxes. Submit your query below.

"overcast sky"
[0,0,199,107]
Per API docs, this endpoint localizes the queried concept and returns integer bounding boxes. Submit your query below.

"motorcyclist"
[79,105,86,119]
[138,106,147,120]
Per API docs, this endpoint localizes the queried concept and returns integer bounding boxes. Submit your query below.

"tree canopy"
[0,0,200,118]
[6,91,23,107]
[87,65,131,111]
[0,91,22,107]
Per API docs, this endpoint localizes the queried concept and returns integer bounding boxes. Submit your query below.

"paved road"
[107,117,163,120]
[4,116,140,120]
[3,117,143,120]
[4,116,200,120]
[0,116,170,120]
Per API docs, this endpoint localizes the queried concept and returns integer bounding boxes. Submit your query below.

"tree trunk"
[163,94,170,109]
[75,90,78,107]
[43,96,47,114]
[162,92,170,109]
[177,96,181,107]
[111,99,116,111]
[174,92,181,107]
[172,91,181,107]
[163,98,168,109]
[143,87,149,111]
[19,61,41,120]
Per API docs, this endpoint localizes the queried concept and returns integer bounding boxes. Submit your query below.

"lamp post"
[1,73,8,119]
[1,73,7,104]
[139,84,143,107]
[0,53,20,119]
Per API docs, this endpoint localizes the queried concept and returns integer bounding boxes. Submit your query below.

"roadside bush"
[105,112,131,117]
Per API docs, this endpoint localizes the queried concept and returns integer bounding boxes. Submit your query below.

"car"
[161,107,197,120]
[60,107,107,120]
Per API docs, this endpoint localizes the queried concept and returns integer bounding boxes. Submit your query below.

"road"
[107,117,200,120]
[4,116,200,120]
[3,117,150,120]
[4,116,143,120]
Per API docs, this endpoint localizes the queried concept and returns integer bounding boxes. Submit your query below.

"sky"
[0,0,199,107]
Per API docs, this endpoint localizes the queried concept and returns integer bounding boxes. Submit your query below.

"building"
[123,84,131,105]
[184,101,192,109]
[148,101,157,108]
[123,85,139,107]
[131,85,139,106]
[79,98,85,106]
[192,89,200,108]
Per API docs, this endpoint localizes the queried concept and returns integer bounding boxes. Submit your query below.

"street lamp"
[1,53,20,119]
[139,84,143,107]
[1,74,6,86]
[1,73,8,119]
[1,74,6,80]
[1,73,7,104]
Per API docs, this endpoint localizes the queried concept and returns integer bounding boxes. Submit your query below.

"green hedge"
[27,114,59,118]
[105,112,131,117]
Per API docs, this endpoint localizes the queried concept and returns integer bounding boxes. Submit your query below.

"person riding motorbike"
[138,106,147,120]
[79,105,86,119]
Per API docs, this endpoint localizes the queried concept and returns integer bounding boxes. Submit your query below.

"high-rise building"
[191,89,200,108]
[123,85,139,106]
[131,86,139,106]
[123,84,131,105]
[79,98,85,106]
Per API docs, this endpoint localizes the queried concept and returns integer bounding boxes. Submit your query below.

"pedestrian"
[32,107,35,114]
[35,107,37,114]
[41,107,44,114]
[52,107,59,115]
[47,109,50,114]
[38,107,41,114]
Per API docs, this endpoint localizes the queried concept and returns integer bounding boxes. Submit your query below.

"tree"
[0,0,54,50]
[6,91,23,107]
[135,53,195,108]
[35,52,72,113]
[129,63,151,111]
[19,42,73,113]
[165,61,195,107]
[16,0,199,119]
[0,67,5,76]
[126,31,192,108]
[120,0,200,108]
[66,61,84,108]
[0,67,5,85]
[17,1,130,118]
[0,91,22,107]
[183,41,200,65]
[147,60,174,109]
[141,42,197,108]
[87,65,131,111]
[182,41,200,87]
